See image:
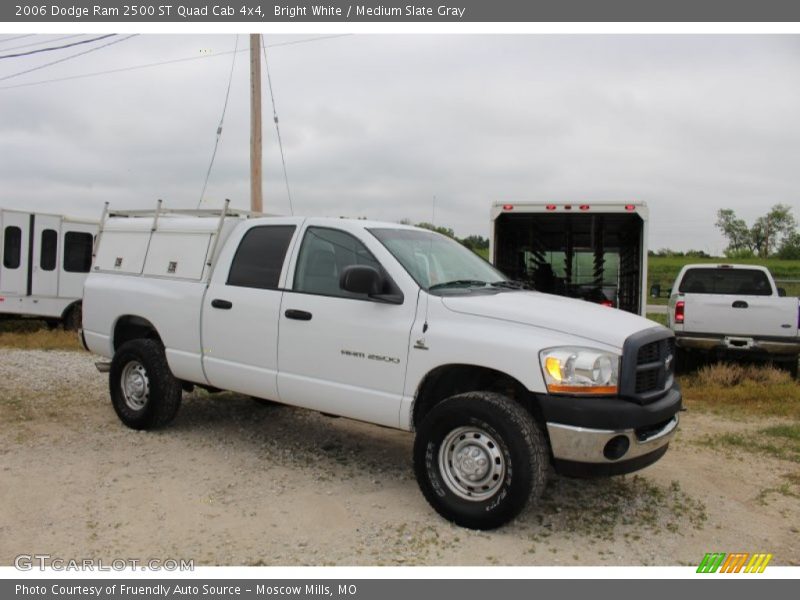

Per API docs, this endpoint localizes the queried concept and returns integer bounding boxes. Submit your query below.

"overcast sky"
[1,34,799,253]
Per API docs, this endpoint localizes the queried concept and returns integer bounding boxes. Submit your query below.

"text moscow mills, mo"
[16,584,359,597]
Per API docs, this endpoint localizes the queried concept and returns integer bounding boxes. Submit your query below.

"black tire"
[109,339,182,430]
[62,303,82,331]
[413,391,548,530]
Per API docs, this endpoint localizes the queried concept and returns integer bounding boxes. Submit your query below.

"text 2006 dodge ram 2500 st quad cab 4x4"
[82,205,681,529]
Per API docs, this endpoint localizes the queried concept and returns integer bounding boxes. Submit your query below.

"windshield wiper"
[428,279,489,291]
[490,280,531,290]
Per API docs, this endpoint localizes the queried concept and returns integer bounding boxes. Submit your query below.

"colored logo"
[697,552,772,573]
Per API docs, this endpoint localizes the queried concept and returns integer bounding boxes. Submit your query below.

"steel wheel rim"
[121,360,150,411]
[438,426,506,501]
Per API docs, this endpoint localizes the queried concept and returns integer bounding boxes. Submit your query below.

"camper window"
[41,229,57,271]
[3,226,22,269]
[63,231,93,273]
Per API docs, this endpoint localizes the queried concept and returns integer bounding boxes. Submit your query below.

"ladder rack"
[91,199,257,263]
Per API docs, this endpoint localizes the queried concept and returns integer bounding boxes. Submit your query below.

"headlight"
[539,346,619,395]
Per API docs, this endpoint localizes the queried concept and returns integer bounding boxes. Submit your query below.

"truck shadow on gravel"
[172,391,707,540]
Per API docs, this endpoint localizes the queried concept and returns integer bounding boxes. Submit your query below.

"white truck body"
[83,205,681,529]
[489,201,648,315]
[668,264,800,361]
[0,208,97,324]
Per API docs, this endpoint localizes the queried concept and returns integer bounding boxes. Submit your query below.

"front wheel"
[413,392,548,530]
[110,339,182,430]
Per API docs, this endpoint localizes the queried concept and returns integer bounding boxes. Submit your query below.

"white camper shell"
[0,209,97,327]
[490,201,649,315]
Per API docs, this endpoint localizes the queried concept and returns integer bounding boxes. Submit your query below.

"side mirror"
[339,265,403,304]
[650,283,661,298]
[778,287,787,297]
[340,265,383,295]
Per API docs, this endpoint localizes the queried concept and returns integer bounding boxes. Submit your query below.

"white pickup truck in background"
[82,203,682,530]
[668,264,800,375]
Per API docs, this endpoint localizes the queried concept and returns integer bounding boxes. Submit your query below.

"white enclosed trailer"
[490,201,649,315]
[0,209,97,328]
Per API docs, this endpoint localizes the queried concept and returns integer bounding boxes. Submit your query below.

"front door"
[277,226,418,428]
[1,211,30,296]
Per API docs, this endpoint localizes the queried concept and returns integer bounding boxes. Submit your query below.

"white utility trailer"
[0,208,97,328]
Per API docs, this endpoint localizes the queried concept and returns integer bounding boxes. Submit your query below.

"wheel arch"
[411,363,542,429]
[112,315,163,351]
[60,300,81,322]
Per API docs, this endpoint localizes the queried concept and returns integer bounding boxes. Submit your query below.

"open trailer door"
[490,201,648,315]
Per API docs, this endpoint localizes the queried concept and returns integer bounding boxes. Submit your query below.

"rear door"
[1,211,31,296]
[679,267,798,337]
[201,219,300,400]
[32,215,61,297]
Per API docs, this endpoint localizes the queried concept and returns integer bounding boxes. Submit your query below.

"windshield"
[369,228,507,292]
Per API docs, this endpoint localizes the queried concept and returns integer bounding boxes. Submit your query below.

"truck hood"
[441,291,660,349]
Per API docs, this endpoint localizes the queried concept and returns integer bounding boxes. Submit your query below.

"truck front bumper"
[536,386,682,477]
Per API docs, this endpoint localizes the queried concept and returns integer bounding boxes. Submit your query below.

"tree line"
[716,204,800,259]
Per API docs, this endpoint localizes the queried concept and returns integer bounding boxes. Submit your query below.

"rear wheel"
[110,339,182,429]
[413,391,548,530]
[62,303,82,331]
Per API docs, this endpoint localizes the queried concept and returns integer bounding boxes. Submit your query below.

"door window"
[293,227,382,298]
[40,229,58,271]
[227,225,296,290]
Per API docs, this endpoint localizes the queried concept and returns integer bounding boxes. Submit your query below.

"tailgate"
[683,294,799,338]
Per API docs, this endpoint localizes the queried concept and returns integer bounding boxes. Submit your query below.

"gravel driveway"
[1,349,797,566]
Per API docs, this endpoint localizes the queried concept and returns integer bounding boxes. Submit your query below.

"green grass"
[681,363,800,420]
[0,319,82,350]
[698,423,800,464]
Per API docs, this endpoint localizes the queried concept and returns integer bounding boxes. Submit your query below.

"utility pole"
[249,33,263,214]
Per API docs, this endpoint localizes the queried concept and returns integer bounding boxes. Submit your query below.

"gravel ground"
[1,349,798,566]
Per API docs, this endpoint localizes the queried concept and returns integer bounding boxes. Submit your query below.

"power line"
[0,34,35,45]
[261,34,295,216]
[0,34,137,83]
[0,34,353,91]
[0,34,84,52]
[0,34,116,59]
[198,34,239,208]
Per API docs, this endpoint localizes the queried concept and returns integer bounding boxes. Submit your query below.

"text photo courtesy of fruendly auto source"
[1,34,798,567]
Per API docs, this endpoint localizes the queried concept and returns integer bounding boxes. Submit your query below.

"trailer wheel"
[413,391,548,530]
[62,304,82,331]
[109,339,182,430]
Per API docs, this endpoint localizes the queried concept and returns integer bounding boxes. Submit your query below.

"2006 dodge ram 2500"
[82,207,681,529]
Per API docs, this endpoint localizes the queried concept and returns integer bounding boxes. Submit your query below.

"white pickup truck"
[82,204,681,529]
[668,264,800,375]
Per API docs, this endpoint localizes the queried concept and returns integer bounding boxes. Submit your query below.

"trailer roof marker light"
[502,204,514,211]
[579,204,590,211]
[625,204,636,211]
[545,204,557,211]
[564,204,572,210]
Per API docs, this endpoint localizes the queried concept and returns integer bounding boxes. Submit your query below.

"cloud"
[1,34,799,254]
